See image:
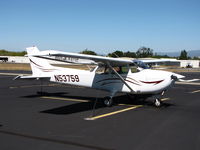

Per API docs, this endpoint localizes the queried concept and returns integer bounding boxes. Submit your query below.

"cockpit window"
[133,60,149,69]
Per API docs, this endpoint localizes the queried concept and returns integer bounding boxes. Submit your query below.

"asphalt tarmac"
[0,71,200,150]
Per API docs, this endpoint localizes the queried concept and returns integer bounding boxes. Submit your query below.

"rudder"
[26,46,57,76]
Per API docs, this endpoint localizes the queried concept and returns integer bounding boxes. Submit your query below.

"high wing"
[14,75,50,80]
[30,47,180,67]
[133,58,180,69]
[139,58,180,63]
[31,49,133,67]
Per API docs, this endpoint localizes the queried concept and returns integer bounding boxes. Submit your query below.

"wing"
[139,58,180,63]
[14,75,50,80]
[133,59,180,69]
[31,49,133,67]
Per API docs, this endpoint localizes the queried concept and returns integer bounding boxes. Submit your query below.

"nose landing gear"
[154,91,165,107]
[154,98,162,107]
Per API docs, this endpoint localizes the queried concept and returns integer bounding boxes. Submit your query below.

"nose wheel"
[154,98,161,107]
[104,97,113,107]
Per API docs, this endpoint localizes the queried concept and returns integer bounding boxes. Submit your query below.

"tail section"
[26,46,58,77]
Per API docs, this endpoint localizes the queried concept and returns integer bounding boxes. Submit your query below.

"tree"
[108,50,124,57]
[80,49,97,55]
[136,47,153,58]
[179,50,188,60]
[124,51,136,58]
[193,56,200,60]
[0,49,26,56]
[152,54,170,58]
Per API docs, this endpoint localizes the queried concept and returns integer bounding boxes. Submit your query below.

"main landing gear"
[103,96,113,107]
[103,91,116,107]
[85,95,114,120]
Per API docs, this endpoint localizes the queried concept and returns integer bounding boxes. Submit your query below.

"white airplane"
[16,46,189,107]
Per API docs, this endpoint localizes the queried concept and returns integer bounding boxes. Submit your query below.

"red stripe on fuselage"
[140,80,164,85]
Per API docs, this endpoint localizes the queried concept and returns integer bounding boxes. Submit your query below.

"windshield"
[132,60,149,69]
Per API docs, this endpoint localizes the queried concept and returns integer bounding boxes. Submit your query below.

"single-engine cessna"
[15,46,191,107]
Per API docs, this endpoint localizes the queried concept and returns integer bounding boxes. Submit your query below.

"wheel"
[104,97,113,107]
[154,98,161,107]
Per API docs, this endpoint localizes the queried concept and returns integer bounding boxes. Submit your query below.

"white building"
[179,60,200,68]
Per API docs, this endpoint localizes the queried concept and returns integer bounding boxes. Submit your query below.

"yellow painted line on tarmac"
[86,97,170,120]
[9,85,34,89]
[176,82,200,86]
[9,84,59,89]
[41,96,90,103]
[9,86,18,89]
[10,85,43,89]
[85,105,143,120]
[88,97,170,120]
[23,85,42,88]
[190,89,200,94]
[118,104,136,106]
[161,98,170,101]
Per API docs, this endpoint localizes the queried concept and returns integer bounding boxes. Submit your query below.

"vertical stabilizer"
[26,46,57,77]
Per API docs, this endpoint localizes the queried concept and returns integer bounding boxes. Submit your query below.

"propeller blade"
[179,79,200,82]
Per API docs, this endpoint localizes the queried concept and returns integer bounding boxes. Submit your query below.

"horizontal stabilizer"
[13,75,50,80]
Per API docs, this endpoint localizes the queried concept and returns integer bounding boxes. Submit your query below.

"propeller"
[179,79,200,82]
[171,73,200,82]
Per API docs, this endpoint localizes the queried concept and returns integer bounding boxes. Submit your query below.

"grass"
[0,63,31,71]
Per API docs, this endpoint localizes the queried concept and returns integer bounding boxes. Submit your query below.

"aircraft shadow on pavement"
[37,94,173,115]
[21,92,69,98]
[38,93,105,115]
[40,101,101,115]
[114,95,174,107]
[21,92,173,115]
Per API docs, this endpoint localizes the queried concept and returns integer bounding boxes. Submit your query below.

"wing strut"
[106,62,135,93]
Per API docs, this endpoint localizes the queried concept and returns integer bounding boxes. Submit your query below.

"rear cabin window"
[130,64,138,73]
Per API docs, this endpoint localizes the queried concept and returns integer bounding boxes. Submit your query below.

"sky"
[0,0,200,54]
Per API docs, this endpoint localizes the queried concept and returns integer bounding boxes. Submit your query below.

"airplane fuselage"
[50,67,179,95]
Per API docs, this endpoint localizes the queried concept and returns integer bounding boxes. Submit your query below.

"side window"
[121,66,129,74]
[95,66,110,74]
[131,66,138,73]
[96,66,105,74]
[114,65,130,74]
[130,63,138,73]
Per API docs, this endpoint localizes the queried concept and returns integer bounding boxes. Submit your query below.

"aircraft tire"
[154,98,161,107]
[104,97,113,107]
